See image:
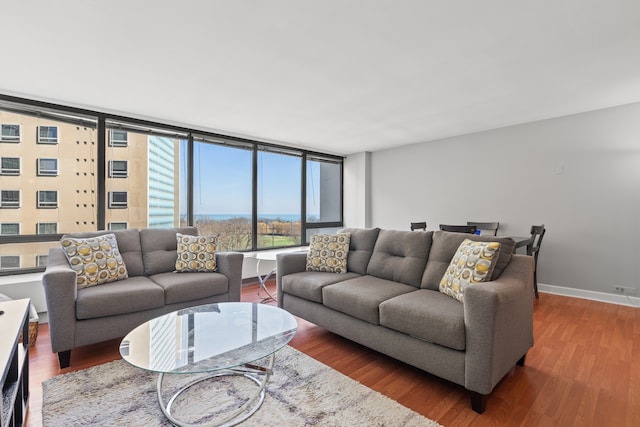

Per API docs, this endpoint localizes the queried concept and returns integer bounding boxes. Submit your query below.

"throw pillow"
[306,233,350,274]
[439,239,501,302]
[60,233,128,289]
[175,233,218,272]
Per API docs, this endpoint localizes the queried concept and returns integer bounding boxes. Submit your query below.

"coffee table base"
[157,354,274,427]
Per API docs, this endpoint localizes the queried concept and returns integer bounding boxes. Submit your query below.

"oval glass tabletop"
[120,302,297,374]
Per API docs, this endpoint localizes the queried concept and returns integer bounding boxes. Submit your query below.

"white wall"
[358,102,640,297]
[343,151,371,228]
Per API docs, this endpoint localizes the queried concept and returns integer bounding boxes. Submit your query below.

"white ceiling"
[2,1,640,155]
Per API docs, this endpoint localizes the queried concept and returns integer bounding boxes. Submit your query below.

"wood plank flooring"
[25,282,640,427]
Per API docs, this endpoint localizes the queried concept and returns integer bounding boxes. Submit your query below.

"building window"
[109,129,128,147]
[0,223,20,235]
[0,124,20,142]
[0,255,20,270]
[37,222,58,234]
[109,160,128,178]
[108,191,128,208]
[37,190,58,208]
[0,157,20,175]
[37,158,58,176]
[36,255,49,267]
[0,190,20,208]
[108,222,127,231]
[37,125,59,144]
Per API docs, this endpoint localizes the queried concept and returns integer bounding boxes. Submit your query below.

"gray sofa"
[42,227,244,368]
[276,228,534,413]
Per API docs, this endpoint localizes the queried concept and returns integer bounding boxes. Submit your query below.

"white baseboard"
[538,283,640,308]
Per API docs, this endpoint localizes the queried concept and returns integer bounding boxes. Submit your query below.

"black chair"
[439,224,477,234]
[410,222,427,231]
[466,221,499,236]
[527,225,546,299]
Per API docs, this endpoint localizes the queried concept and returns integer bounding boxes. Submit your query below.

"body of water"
[193,213,302,222]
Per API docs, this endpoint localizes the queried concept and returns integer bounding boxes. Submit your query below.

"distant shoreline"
[189,213,303,222]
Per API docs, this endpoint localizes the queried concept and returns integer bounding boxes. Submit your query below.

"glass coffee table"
[119,302,297,427]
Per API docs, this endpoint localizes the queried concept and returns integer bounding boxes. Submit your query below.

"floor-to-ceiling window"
[0,94,343,274]
[186,137,253,251]
[257,147,302,249]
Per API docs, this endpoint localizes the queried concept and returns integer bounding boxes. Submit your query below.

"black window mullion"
[97,116,106,230]
[251,146,258,250]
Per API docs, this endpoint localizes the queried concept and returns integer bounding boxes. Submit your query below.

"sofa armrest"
[42,247,79,353]
[276,252,307,307]
[463,254,535,395]
[215,251,244,302]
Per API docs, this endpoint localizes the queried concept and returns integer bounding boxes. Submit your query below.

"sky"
[180,141,320,217]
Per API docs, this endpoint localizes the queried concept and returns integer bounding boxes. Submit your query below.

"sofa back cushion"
[339,227,381,274]
[421,230,515,290]
[366,230,432,287]
[141,227,198,275]
[62,228,144,277]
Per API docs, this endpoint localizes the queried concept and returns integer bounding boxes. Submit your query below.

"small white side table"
[255,252,278,303]
[253,248,308,303]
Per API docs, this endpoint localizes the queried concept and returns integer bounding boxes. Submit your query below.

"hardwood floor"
[26,282,640,427]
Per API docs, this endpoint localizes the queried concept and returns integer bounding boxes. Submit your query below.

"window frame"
[108,191,128,208]
[0,123,20,142]
[36,190,58,208]
[37,158,58,176]
[0,255,20,270]
[0,93,344,275]
[36,222,58,235]
[0,156,20,175]
[108,222,128,230]
[0,190,20,208]
[109,160,128,178]
[0,223,20,235]
[109,129,128,147]
[35,254,48,267]
[37,125,59,144]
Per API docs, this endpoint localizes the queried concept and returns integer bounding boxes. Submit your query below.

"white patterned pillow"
[175,233,218,272]
[439,239,501,302]
[306,233,350,273]
[60,233,128,289]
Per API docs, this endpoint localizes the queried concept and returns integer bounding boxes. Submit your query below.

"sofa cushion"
[338,227,381,274]
[175,233,218,272]
[60,233,129,289]
[421,231,515,290]
[439,239,501,302]
[141,227,198,275]
[282,271,361,303]
[75,276,164,320]
[322,275,416,325]
[306,233,350,273]
[62,228,144,277]
[366,230,432,287]
[149,271,229,305]
[379,289,466,351]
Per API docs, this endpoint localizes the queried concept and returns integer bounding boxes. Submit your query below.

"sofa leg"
[470,391,488,414]
[517,353,527,367]
[58,350,71,369]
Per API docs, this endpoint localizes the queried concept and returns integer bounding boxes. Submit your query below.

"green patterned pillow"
[175,233,218,272]
[306,233,351,273]
[439,239,501,302]
[60,233,128,289]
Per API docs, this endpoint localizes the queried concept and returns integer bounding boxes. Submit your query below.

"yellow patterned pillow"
[439,239,501,302]
[175,233,218,272]
[60,233,128,289]
[306,233,350,273]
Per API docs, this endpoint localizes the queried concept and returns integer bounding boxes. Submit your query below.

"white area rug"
[42,345,442,426]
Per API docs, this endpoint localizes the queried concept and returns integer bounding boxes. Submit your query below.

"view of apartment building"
[0,109,180,270]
